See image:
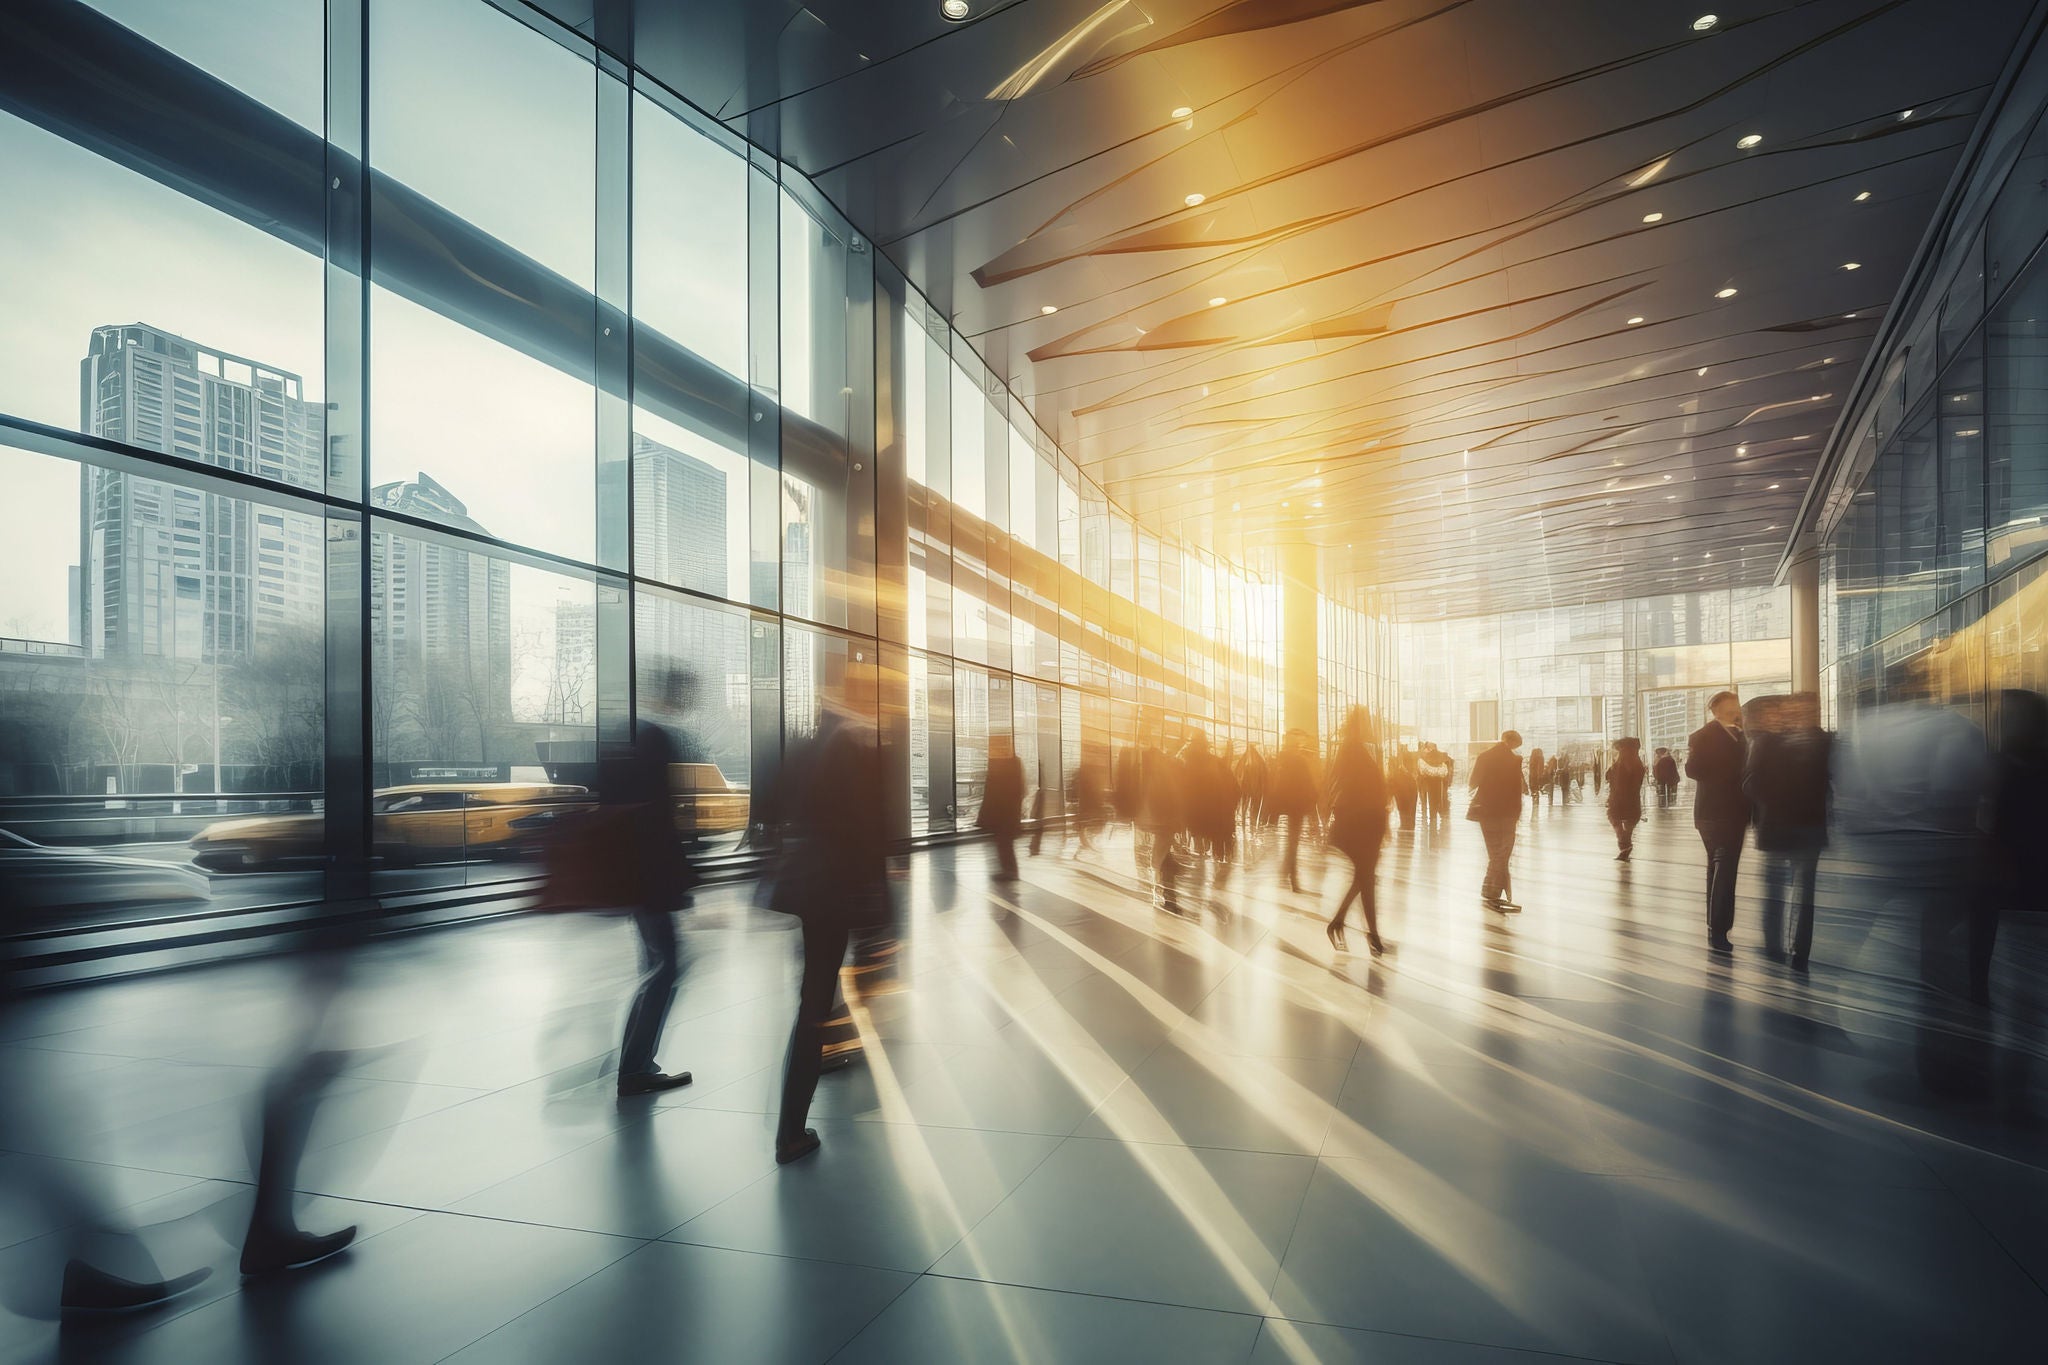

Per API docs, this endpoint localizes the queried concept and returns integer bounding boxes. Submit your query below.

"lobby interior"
[3,1,2047,1361]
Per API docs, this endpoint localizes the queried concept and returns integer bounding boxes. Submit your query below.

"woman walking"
[1606,738,1647,861]
[1324,708,1391,956]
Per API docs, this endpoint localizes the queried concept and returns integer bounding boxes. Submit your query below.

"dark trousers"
[620,907,680,1078]
[1329,844,1383,938]
[1281,813,1306,887]
[992,832,1019,880]
[778,915,851,1144]
[1610,814,1638,856]
[1760,847,1820,960]
[1699,822,1746,939]
[1395,795,1417,829]
[1480,816,1518,902]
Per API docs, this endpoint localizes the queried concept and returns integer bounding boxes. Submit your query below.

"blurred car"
[189,782,590,871]
[1,828,211,913]
[672,762,748,838]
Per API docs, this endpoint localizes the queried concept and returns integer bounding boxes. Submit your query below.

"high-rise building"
[631,434,727,598]
[368,473,512,712]
[77,324,324,660]
[547,597,595,726]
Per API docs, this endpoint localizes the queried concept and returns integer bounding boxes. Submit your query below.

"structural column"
[1280,542,1319,744]
[1788,552,1821,695]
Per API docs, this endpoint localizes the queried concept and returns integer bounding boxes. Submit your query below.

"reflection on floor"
[3,801,2045,1363]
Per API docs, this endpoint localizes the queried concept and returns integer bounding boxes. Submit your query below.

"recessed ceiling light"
[1716,287,1738,299]
[1667,494,1679,500]
[1627,316,1646,325]
[1737,133,1762,149]
[1956,427,1981,436]
[1208,296,1227,307]
[1843,261,1862,270]
[1736,444,1748,455]
[1643,212,1664,223]
[1824,357,1835,364]
[1663,474,1673,481]
[1899,108,1914,121]
[1282,501,1289,508]
[1768,482,1781,489]
[1698,366,1709,376]
[1040,304,1058,315]
[1231,502,1239,511]
[941,0,970,19]
[1171,105,1193,120]
[1704,552,1713,560]
[1179,481,1188,489]
[1693,14,1719,31]
[1854,190,1871,202]
[1312,500,1324,509]
[1184,192,1206,207]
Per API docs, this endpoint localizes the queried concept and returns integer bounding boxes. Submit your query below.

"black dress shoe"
[60,1262,212,1315]
[618,1069,693,1096]
[240,1225,357,1278]
[776,1129,822,1165]
[1789,954,1809,973]
[1708,935,1734,953]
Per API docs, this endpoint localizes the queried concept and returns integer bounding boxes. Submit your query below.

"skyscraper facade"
[77,323,324,660]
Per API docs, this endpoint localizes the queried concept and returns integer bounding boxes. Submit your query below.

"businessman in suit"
[1686,690,1751,953]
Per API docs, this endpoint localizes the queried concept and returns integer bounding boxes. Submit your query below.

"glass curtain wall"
[0,0,1389,932]
[1397,587,1792,762]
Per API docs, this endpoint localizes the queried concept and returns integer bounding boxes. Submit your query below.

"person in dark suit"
[1685,690,1750,952]
[1652,748,1680,810]
[1269,730,1317,892]
[1469,730,1525,912]
[772,701,889,1165]
[1606,737,1646,861]
[614,667,702,1097]
[1742,694,1832,971]
[1324,709,1391,955]
[978,735,1025,882]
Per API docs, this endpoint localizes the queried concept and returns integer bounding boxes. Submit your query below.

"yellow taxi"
[189,782,590,871]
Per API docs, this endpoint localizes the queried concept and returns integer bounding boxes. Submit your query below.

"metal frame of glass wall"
[0,0,1394,941]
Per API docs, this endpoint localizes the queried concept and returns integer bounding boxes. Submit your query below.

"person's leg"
[1759,853,1788,958]
[1283,814,1302,888]
[1327,868,1360,935]
[997,833,1019,880]
[1357,847,1383,948]
[620,908,681,1079]
[777,915,851,1154]
[1791,849,1819,967]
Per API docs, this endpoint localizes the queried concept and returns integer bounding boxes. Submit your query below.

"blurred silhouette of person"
[1419,743,1452,825]
[1269,729,1317,892]
[1525,746,1546,822]
[1071,750,1109,855]
[1837,693,1994,1001]
[1742,693,1833,972]
[1138,739,1188,913]
[1686,690,1750,954]
[1988,690,2048,1004]
[1325,709,1391,955]
[1389,750,1419,831]
[0,939,213,1317]
[1652,747,1680,811]
[770,699,889,1165]
[1592,755,1603,797]
[978,734,1025,882]
[1113,743,1143,869]
[1181,732,1236,888]
[613,666,703,1097]
[1235,742,1268,835]
[1469,730,1525,912]
[1027,764,1052,858]
[1606,737,1646,861]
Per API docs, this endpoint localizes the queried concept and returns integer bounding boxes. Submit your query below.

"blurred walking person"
[1988,690,2048,1004]
[769,699,889,1165]
[1071,749,1110,856]
[614,666,704,1097]
[1418,744,1451,825]
[1181,732,1236,888]
[978,735,1025,882]
[1269,729,1318,892]
[1139,740,1188,913]
[1389,750,1419,832]
[1652,747,1680,811]
[1606,737,1646,862]
[1236,742,1268,836]
[1525,746,1546,821]
[1686,690,1750,954]
[1742,694,1832,972]
[1469,730,1525,912]
[1325,709,1391,955]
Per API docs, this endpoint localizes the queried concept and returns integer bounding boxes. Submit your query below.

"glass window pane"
[633,98,746,381]
[1988,255,2048,577]
[636,589,753,855]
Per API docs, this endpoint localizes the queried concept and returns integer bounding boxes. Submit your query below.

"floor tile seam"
[684,1100,1095,1143]
[813,1273,931,1365]
[419,1229,657,1365]
[299,1112,633,1213]
[1595,1161,1694,1365]
[1917,1156,2048,1302]
[1253,1311,1650,1365]
[913,1266,1277,1323]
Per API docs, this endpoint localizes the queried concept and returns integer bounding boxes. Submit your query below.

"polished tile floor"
[3,801,2045,1363]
